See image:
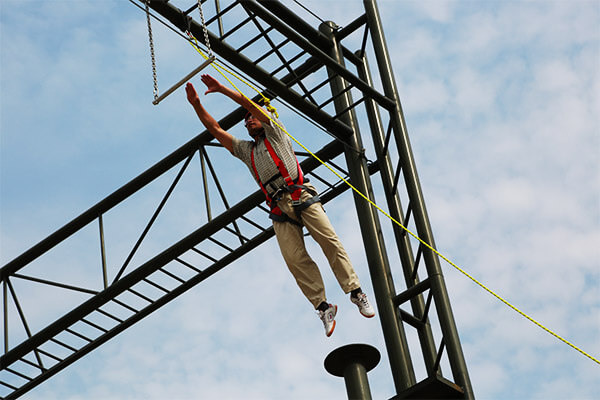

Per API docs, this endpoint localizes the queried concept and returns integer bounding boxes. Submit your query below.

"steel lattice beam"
[0,139,352,399]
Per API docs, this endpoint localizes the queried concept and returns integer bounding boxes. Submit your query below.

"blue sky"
[1,0,599,399]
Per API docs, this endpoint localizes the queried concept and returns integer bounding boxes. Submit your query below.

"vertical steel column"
[363,0,474,397]
[355,51,438,373]
[319,21,416,393]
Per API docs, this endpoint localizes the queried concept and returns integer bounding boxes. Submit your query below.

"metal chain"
[197,0,213,58]
[145,0,159,100]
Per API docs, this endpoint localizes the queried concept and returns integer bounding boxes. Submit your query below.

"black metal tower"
[0,1,473,398]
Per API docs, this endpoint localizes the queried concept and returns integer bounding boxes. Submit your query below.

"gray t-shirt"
[232,115,299,196]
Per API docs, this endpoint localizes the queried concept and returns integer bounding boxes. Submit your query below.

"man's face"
[245,115,263,137]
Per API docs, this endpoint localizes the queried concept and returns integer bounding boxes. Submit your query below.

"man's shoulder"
[263,114,287,136]
[232,137,255,159]
[232,137,254,147]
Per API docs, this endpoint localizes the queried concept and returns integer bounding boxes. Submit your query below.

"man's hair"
[244,111,252,122]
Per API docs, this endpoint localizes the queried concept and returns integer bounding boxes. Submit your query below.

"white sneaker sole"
[325,305,338,337]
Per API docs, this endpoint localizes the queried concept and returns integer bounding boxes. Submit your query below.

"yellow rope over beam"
[188,34,278,117]
[186,36,600,366]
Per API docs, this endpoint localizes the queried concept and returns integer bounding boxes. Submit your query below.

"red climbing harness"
[250,137,319,224]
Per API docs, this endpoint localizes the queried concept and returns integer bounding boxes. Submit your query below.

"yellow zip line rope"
[187,37,600,366]
[188,33,279,118]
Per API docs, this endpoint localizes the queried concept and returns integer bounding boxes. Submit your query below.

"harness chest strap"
[250,145,273,205]
[263,137,304,204]
[250,137,319,222]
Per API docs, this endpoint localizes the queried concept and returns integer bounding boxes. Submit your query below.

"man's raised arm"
[185,82,234,153]
[200,74,269,124]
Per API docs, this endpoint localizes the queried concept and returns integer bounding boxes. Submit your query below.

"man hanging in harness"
[185,75,375,337]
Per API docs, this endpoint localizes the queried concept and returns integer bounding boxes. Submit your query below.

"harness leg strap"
[269,209,303,227]
[293,195,321,219]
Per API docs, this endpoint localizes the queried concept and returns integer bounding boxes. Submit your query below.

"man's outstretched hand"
[201,74,224,95]
[186,82,200,106]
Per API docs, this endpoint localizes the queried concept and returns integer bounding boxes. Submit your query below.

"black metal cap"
[324,343,381,377]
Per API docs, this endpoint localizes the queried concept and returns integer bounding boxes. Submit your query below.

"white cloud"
[411,0,457,23]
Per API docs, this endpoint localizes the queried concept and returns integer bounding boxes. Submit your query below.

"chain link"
[145,0,159,100]
[197,0,213,58]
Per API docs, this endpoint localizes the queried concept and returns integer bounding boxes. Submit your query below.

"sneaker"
[351,292,375,318]
[318,304,337,337]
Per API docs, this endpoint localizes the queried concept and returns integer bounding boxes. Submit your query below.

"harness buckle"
[291,199,302,207]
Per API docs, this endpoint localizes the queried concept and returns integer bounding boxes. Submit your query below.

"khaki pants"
[272,183,361,309]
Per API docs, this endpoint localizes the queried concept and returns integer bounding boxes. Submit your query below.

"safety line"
[290,122,600,366]
[184,36,600,367]
[280,124,600,366]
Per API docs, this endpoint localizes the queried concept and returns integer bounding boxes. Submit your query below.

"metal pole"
[152,56,215,105]
[363,0,474,397]
[354,51,438,374]
[98,213,108,289]
[343,363,371,400]
[199,146,213,222]
[325,344,381,400]
[3,279,7,354]
[319,20,416,393]
[344,363,372,400]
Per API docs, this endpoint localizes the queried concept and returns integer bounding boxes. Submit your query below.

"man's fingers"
[185,83,199,104]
